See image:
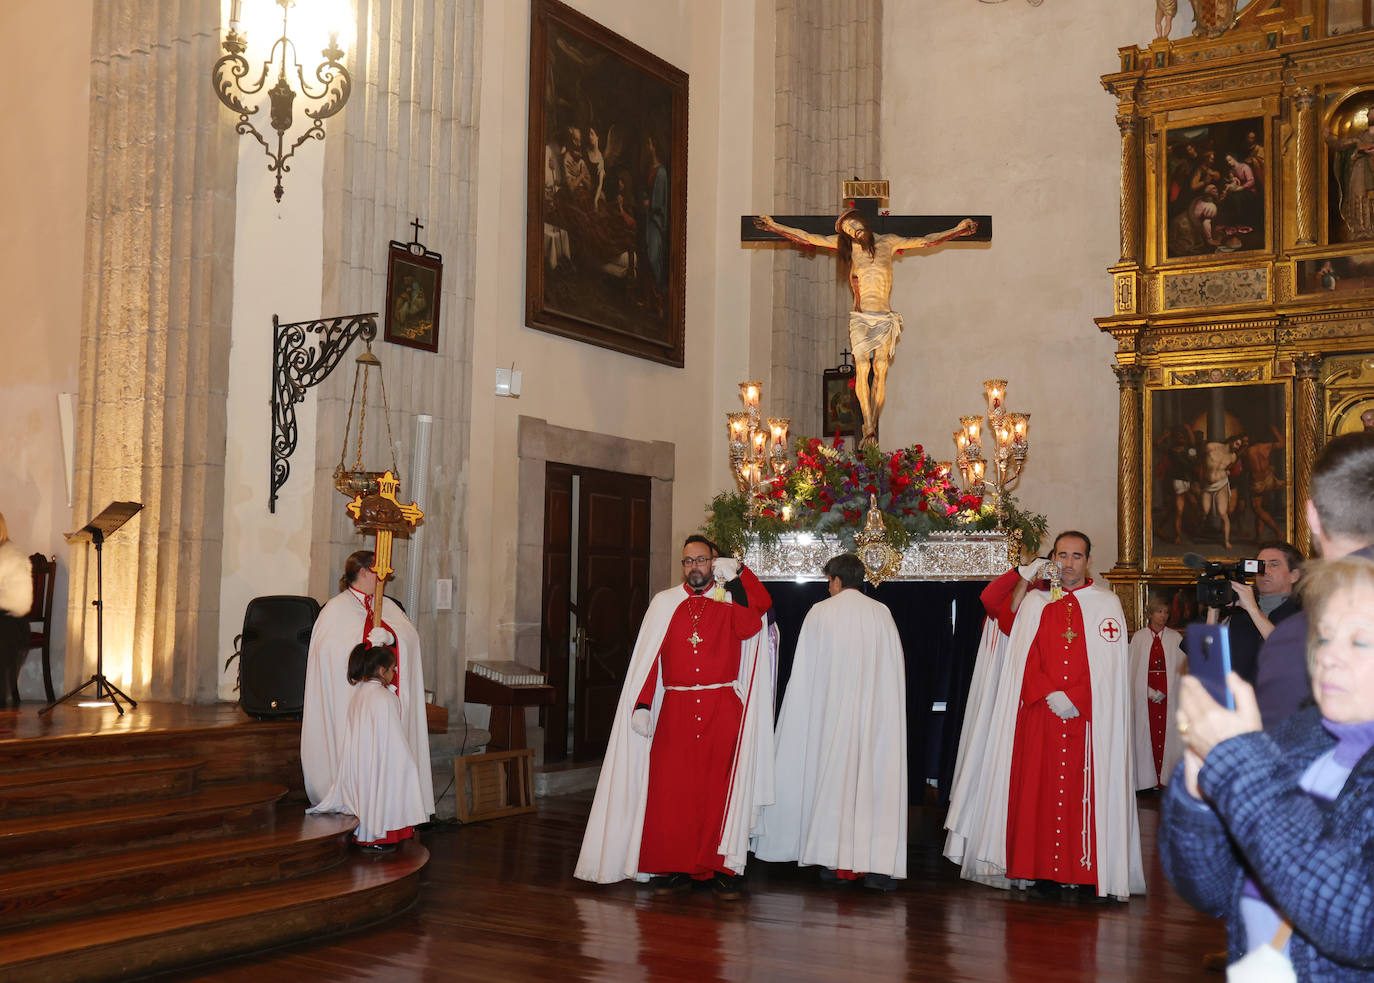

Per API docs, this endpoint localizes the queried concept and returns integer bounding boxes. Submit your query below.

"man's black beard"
[685,569,712,592]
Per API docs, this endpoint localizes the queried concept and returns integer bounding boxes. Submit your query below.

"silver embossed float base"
[743,531,1012,582]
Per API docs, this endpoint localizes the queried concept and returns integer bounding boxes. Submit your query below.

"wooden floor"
[146,789,1224,982]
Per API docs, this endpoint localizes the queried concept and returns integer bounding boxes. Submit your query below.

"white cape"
[946,585,1145,899]
[754,589,907,878]
[1128,626,1185,789]
[943,616,1014,886]
[301,589,435,818]
[307,679,430,842]
[575,585,774,883]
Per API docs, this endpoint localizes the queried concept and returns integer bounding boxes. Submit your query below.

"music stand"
[41,501,143,716]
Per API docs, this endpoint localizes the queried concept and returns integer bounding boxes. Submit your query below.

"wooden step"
[0,756,204,818]
[0,839,430,983]
[0,781,287,871]
[0,810,358,930]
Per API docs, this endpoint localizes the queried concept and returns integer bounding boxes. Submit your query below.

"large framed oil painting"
[1164,116,1267,260]
[526,0,688,367]
[1147,379,1290,569]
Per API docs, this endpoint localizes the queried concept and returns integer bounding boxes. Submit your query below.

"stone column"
[1294,88,1317,247]
[1114,364,1145,567]
[771,0,883,434]
[1117,113,1142,264]
[69,0,237,702]
[1293,353,1323,554]
[312,0,483,713]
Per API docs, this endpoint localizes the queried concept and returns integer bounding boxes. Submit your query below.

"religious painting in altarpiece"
[1098,0,1374,629]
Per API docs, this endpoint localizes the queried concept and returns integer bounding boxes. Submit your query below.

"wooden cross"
[740,179,992,246]
[409,216,425,243]
[346,469,424,633]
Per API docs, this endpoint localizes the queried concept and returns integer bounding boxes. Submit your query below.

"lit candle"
[960,415,983,450]
[983,379,1007,419]
[739,380,762,409]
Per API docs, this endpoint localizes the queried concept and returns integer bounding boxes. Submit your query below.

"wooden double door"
[541,463,651,763]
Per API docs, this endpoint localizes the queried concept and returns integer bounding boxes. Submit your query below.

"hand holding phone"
[1185,623,1235,711]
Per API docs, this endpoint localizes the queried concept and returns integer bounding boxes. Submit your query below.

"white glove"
[712,556,741,582]
[1045,691,1079,720]
[630,707,653,738]
[1016,558,1047,583]
[367,626,395,647]
[1148,687,1166,704]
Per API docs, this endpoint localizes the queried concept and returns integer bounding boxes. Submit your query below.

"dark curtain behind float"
[765,580,989,806]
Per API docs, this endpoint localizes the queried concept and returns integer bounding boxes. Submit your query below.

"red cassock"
[636,569,771,879]
[1004,585,1097,886]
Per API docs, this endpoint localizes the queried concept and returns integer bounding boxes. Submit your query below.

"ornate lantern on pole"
[725,381,790,512]
[951,379,1031,505]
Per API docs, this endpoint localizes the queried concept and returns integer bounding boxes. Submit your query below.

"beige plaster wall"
[462,0,776,670]
[879,2,1156,570]
[0,0,95,696]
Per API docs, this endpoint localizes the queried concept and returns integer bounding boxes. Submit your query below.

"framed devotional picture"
[384,240,442,353]
[1163,116,1267,260]
[1146,377,1290,569]
[526,0,688,367]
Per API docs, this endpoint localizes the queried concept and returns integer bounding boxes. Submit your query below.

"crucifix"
[742,179,992,449]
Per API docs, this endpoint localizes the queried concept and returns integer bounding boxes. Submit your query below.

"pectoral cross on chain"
[1062,626,1078,645]
[687,630,703,648]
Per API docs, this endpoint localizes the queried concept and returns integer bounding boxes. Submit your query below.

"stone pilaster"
[771,0,883,435]
[70,0,237,702]
[312,0,483,712]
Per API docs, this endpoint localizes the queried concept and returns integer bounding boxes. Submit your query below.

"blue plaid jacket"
[1159,706,1374,979]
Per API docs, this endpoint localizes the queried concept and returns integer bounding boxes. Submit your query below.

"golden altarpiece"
[1099,0,1374,626]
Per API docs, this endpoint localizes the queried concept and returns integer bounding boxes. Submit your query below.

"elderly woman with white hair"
[1160,554,1374,980]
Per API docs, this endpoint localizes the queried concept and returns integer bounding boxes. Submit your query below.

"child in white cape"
[307,644,429,852]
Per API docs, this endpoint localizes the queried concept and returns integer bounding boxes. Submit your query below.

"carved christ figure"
[754,210,977,448]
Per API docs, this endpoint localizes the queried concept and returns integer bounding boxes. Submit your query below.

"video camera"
[1182,552,1266,608]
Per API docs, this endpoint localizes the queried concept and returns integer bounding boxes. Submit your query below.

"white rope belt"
[1080,721,1094,872]
[663,682,734,691]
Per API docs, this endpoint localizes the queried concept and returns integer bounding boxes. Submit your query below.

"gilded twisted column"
[1117,113,1141,263]
[1293,353,1323,554]
[1114,364,1145,567]
[1295,88,1317,247]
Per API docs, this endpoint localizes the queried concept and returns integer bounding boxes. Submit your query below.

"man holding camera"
[1254,431,1374,726]
[1204,541,1302,686]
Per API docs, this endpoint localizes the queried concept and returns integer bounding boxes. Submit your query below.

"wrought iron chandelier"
[212,0,352,201]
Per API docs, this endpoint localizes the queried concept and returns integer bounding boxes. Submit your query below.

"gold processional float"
[725,376,1033,586]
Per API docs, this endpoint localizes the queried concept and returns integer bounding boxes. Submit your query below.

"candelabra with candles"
[951,379,1031,505]
[726,381,790,514]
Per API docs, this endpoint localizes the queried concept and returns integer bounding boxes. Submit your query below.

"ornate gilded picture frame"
[525,0,688,367]
[1146,374,1291,570]
[1163,116,1267,261]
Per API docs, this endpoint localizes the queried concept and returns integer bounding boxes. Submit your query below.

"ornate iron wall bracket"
[270,312,378,512]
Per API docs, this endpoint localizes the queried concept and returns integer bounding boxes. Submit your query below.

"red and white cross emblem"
[1099,618,1122,642]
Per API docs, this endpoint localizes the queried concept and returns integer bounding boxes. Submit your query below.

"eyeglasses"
[681,556,713,568]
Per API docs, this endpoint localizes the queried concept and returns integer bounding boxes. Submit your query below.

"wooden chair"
[24,554,57,704]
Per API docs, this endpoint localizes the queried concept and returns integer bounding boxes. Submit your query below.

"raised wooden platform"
[0,701,428,982]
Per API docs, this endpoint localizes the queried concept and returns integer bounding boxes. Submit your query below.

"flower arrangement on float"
[703,435,1047,560]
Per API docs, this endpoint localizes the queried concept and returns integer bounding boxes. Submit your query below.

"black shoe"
[863,873,897,892]
[712,872,743,900]
[651,873,691,896]
[1029,879,1063,900]
[357,841,398,855]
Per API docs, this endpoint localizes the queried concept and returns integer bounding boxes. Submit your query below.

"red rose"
[820,504,831,512]
[761,508,776,518]
[918,500,929,512]
[903,507,913,515]
[945,505,958,517]
[913,444,923,454]
[864,483,878,495]
[844,509,859,521]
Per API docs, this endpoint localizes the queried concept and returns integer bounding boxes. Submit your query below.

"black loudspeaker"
[238,594,320,719]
